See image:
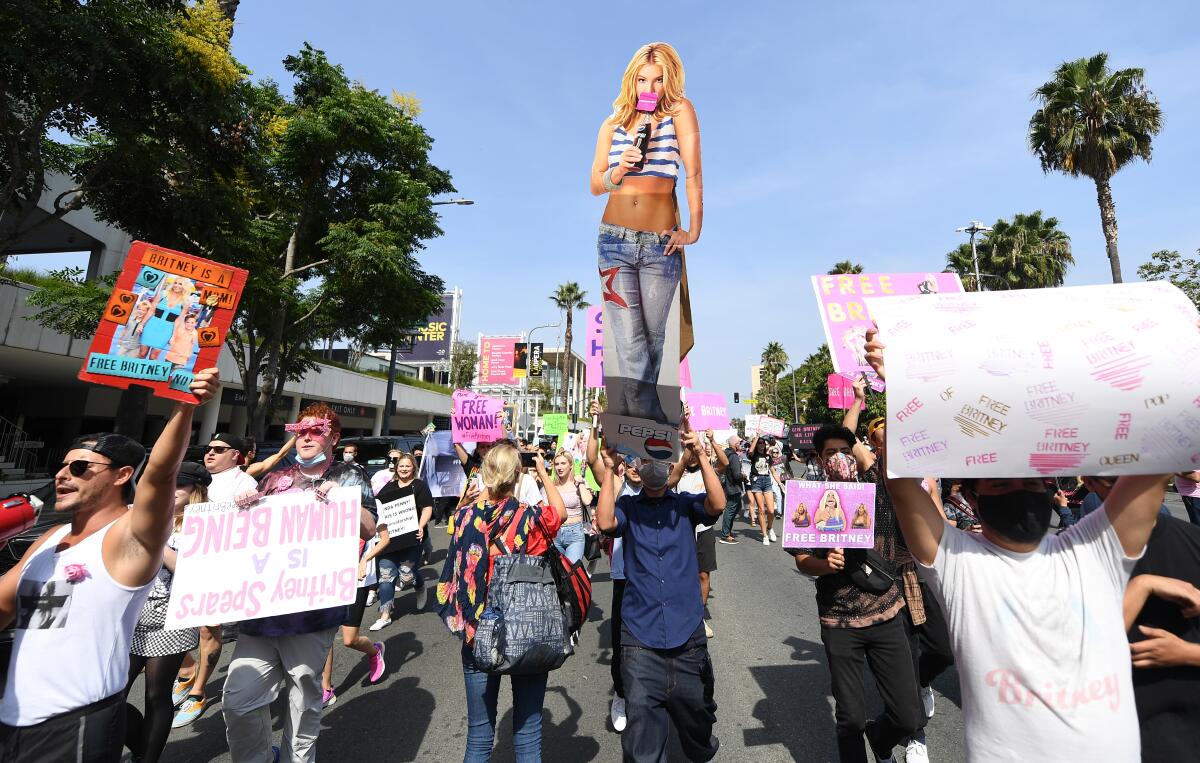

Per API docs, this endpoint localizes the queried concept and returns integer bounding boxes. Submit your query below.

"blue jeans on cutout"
[597,223,682,423]
[461,642,548,762]
[377,546,424,615]
[553,521,586,564]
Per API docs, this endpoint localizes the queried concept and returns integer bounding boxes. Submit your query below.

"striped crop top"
[608,116,679,180]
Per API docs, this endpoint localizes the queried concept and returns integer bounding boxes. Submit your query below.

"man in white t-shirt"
[866,330,1166,762]
[670,429,727,640]
[172,432,261,727]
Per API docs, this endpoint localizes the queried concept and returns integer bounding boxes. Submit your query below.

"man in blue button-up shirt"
[596,429,726,763]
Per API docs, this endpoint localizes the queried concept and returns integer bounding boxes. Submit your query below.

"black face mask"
[974,489,1054,545]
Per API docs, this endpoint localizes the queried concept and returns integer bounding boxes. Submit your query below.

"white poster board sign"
[866,282,1200,477]
[165,486,360,629]
[378,494,419,535]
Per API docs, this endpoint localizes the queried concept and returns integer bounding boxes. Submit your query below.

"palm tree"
[1029,53,1163,283]
[945,211,1074,291]
[759,341,789,416]
[549,282,590,413]
[828,260,864,275]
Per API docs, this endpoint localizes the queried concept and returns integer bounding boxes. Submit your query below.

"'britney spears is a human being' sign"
[781,481,876,550]
[165,487,360,629]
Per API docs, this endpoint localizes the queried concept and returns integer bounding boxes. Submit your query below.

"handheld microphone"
[631,91,659,171]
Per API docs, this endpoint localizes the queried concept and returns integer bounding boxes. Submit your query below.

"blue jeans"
[377,546,423,615]
[719,492,742,537]
[553,521,586,564]
[461,643,548,763]
[597,223,681,423]
[1182,495,1200,526]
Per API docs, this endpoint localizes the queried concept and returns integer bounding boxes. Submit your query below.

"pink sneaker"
[368,642,386,683]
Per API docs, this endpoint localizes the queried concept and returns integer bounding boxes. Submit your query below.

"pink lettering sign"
[452,389,505,443]
[685,392,730,431]
[781,480,877,549]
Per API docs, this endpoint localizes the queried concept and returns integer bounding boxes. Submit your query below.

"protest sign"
[543,413,569,437]
[812,272,963,376]
[419,431,467,498]
[679,357,692,389]
[451,389,504,443]
[789,424,821,452]
[827,374,866,410]
[759,416,786,438]
[781,480,876,550]
[685,392,730,431]
[378,494,419,535]
[867,282,1200,477]
[78,241,247,403]
[165,486,359,629]
[478,336,518,385]
[744,414,762,437]
[585,306,604,388]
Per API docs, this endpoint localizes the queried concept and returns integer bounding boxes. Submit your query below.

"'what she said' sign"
[867,282,1200,478]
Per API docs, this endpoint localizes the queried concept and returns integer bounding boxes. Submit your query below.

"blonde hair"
[551,450,574,485]
[176,483,209,530]
[611,42,686,131]
[481,443,521,499]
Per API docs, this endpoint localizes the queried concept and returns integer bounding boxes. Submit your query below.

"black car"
[335,435,427,477]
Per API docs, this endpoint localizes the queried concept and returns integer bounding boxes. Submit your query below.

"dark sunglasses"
[60,460,113,477]
[204,445,237,455]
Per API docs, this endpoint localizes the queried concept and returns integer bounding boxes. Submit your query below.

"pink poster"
[685,392,730,431]
[781,480,876,550]
[679,357,692,389]
[827,374,866,410]
[585,306,604,389]
[452,389,505,442]
[478,336,517,385]
[811,272,964,375]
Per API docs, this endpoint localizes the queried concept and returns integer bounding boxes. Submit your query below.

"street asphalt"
[138,500,981,763]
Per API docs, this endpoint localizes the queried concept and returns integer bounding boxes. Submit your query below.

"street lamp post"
[956,220,992,291]
[784,364,799,423]
[382,200,474,435]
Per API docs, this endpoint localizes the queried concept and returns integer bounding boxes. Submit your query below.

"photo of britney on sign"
[782,481,876,549]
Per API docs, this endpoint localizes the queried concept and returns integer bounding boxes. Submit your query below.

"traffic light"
[733,392,740,404]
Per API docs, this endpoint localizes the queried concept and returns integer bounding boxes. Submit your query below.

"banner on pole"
[513,342,529,379]
[165,487,359,629]
[529,342,544,377]
[478,336,518,385]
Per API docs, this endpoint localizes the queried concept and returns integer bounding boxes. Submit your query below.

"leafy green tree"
[780,345,885,434]
[450,341,478,390]
[1138,249,1200,309]
[946,211,1073,291]
[1029,53,1164,283]
[226,45,452,438]
[828,261,864,275]
[0,0,246,255]
[549,282,590,413]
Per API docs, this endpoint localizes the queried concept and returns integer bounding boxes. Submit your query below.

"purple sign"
[396,292,455,363]
[781,480,876,549]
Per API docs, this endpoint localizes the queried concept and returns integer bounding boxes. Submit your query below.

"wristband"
[602,167,624,192]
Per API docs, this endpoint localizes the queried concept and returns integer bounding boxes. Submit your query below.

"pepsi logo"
[643,436,673,461]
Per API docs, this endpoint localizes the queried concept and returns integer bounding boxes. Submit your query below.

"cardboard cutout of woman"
[591,42,702,459]
[814,489,847,532]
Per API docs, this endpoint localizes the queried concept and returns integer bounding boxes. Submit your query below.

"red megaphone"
[0,494,40,551]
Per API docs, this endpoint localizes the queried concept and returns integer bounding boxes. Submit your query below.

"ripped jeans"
[377,546,424,615]
[597,223,681,423]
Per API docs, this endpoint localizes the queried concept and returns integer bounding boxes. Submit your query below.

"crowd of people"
[2,323,1200,763]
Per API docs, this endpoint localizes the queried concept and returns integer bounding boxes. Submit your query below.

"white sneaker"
[610,697,627,732]
[763,536,770,546]
[704,621,714,638]
[905,736,929,763]
[365,590,377,607]
[368,617,391,632]
[768,529,777,542]
[415,585,428,611]
[920,685,935,718]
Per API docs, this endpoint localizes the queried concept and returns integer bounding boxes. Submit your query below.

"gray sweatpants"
[222,627,337,763]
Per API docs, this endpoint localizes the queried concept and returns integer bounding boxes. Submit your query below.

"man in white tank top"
[0,368,220,763]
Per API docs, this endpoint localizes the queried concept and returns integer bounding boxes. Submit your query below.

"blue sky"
[18,1,1200,417]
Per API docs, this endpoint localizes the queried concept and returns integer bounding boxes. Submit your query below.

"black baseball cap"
[72,433,146,470]
[208,432,244,451]
[177,461,212,487]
